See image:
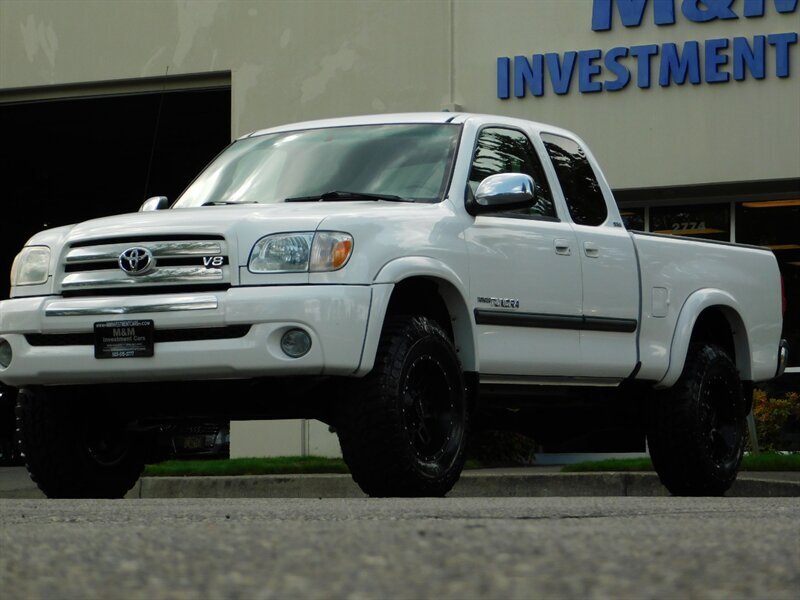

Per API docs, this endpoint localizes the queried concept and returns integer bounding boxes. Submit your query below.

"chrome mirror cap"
[468,173,535,216]
[139,196,169,212]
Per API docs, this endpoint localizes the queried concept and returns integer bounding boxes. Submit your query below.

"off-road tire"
[647,343,746,496]
[16,387,145,498]
[337,315,468,497]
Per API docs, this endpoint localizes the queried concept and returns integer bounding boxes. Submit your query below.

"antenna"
[143,66,169,201]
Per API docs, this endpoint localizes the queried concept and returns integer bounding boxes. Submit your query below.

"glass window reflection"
[468,128,556,219]
[541,133,607,227]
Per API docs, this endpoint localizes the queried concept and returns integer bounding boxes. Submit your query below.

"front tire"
[337,315,469,497]
[647,343,746,496]
[16,387,145,498]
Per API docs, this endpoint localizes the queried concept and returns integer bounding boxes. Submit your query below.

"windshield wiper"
[284,191,413,203]
[201,201,258,206]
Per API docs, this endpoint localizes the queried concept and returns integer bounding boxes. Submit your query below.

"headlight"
[248,232,353,273]
[10,246,51,286]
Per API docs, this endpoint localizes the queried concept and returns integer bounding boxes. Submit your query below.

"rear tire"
[647,343,745,496]
[16,387,145,498]
[337,315,468,497]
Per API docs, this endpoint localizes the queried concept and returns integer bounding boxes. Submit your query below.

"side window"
[468,127,556,219]
[541,133,607,226]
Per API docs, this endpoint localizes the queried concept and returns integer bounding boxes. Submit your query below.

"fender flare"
[355,257,477,375]
[656,288,751,389]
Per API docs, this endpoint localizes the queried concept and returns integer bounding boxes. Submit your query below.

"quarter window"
[468,128,556,219]
[541,133,607,226]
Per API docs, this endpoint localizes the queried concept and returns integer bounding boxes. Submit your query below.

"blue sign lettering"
[659,41,702,85]
[744,0,799,17]
[705,38,731,83]
[578,49,604,92]
[630,44,660,87]
[498,0,797,98]
[592,0,797,30]
[603,47,632,90]
[592,0,676,30]
[497,57,511,99]
[733,35,766,79]
[769,32,798,76]
[681,0,737,23]
[515,55,544,97]
[545,52,578,94]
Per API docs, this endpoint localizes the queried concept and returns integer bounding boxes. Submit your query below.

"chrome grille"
[58,238,231,294]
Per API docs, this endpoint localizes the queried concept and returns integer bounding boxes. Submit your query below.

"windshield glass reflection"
[173,124,461,208]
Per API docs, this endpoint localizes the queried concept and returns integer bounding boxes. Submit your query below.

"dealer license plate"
[94,320,154,359]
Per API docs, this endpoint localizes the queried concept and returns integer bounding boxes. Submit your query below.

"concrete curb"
[121,471,800,499]
[3,468,799,499]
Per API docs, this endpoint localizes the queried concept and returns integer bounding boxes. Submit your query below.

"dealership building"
[0,0,797,457]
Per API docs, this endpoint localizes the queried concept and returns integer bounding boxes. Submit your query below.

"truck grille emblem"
[118,247,155,276]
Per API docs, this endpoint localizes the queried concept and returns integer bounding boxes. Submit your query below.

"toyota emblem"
[118,247,155,276]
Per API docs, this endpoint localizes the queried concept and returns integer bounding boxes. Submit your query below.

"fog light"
[0,339,11,368]
[280,329,311,358]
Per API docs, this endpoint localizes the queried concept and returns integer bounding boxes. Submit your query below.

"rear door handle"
[554,239,571,256]
[583,242,600,258]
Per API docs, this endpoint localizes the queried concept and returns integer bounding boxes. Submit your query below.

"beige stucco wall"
[0,0,453,137]
[454,0,800,189]
[230,419,341,458]
[2,1,797,189]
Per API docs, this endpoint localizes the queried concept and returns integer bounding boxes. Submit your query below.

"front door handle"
[554,239,571,256]
[583,241,600,258]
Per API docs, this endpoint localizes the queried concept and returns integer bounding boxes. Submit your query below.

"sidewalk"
[2,466,799,499]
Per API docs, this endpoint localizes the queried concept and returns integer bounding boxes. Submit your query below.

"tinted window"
[541,133,607,226]
[468,128,555,219]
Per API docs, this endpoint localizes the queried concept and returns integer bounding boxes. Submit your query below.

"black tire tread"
[337,315,468,497]
[16,387,144,498]
[647,343,745,496]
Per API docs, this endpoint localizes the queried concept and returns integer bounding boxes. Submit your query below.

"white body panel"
[0,286,370,386]
[465,216,582,376]
[632,233,783,385]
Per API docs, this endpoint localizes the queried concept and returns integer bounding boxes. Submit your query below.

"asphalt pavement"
[2,496,798,599]
[2,465,799,499]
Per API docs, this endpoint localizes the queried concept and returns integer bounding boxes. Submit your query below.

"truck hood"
[25,201,442,266]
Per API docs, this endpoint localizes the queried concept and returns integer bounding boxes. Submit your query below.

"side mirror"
[466,173,535,216]
[139,196,169,212]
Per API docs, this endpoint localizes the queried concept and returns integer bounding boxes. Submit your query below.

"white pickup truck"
[0,113,788,498]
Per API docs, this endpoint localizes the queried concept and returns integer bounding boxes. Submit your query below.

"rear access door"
[540,132,639,379]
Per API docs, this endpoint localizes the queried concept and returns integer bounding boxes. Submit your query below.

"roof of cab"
[240,112,579,142]
[241,112,463,139]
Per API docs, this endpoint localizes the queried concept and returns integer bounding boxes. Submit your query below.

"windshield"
[173,123,461,208]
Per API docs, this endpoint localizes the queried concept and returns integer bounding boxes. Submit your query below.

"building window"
[650,203,730,241]
[620,207,645,231]
[736,199,800,368]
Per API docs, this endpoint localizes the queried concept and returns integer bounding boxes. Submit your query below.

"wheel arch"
[656,289,752,389]
[356,257,476,375]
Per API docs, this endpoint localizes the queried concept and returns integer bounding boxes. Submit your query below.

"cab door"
[540,133,639,378]
[464,126,583,377]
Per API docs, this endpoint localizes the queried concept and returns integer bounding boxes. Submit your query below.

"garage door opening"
[0,82,231,301]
